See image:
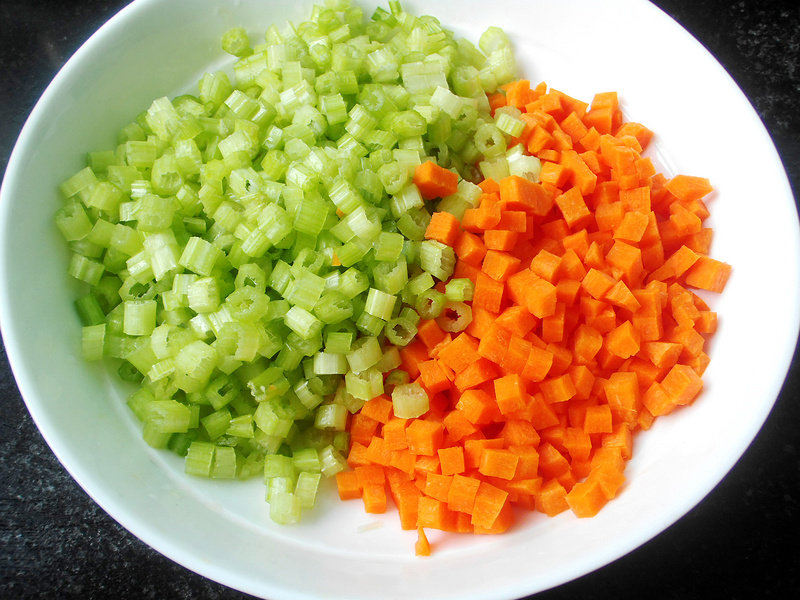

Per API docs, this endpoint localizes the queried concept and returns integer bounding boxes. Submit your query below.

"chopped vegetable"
[57,0,729,550]
[56,0,517,525]
[337,78,730,548]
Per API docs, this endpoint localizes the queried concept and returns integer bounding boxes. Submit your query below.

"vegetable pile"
[54,0,730,553]
[56,0,518,525]
[339,80,731,552]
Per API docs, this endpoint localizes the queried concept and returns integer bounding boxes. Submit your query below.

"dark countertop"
[1,1,798,598]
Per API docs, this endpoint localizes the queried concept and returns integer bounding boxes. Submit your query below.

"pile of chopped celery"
[55,0,519,525]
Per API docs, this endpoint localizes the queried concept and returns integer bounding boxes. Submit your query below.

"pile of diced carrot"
[336,80,731,555]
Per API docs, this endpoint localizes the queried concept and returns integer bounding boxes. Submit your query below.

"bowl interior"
[1,0,798,599]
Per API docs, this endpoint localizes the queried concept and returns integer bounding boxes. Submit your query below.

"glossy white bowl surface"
[1,1,798,599]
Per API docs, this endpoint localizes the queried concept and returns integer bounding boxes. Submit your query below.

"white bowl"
[1,0,798,598]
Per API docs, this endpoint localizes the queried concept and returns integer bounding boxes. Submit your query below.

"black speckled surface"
[1,1,798,598]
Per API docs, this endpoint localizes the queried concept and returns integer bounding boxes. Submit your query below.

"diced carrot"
[382,418,408,452]
[669,203,702,236]
[456,389,498,425]
[583,240,606,271]
[500,335,534,375]
[583,404,613,434]
[665,174,713,202]
[642,341,682,371]
[414,160,459,200]
[464,438,504,470]
[555,186,592,230]
[603,279,641,312]
[386,474,421,529]
[539,161,569,188]
[494,374,528,415]
[505,268,540,306]
[442,410,478,443]
[495,305,538,336]
[478,178,500,194]
[641,381,675,417]
[346,441,371,468]
[504,79,535,108]
[475,201,502,230]
[362,483,387,514]
[496,210,528,233]
[686,352,711,376]
[535,478,569,516]
[399,339,430,380]
[438,446,466,476]
[416,319,447,350]
[572,323,603,365]
[569,364,596,401]
[566,478,608,517]
[498,175,555,216]
[415,527,431,556]
[695,310,718,334]
[454,230,487,267]
[364,437,392,467]
[447,474,481,514]
[336,470,362,500]
[415,455,441,476]
[661,364,704,405]
[454,259,481,282]
[417,359,451,395]
[525,275,558,318]
[477,323,512,364]
[589,464,626,500]
[603,371,640,426]
[541,301,567,343]
[560,112,590,144]
[539,374,577,405]
[602,423,633,460]
[437,332,481,374]
[556,278,582,305]
[470,481,509,529]
[349,413,380,446]
[613,211,649,243]
[529,249,563,282]
[484,229,519,251]
[579,126,602,152]
[581,268,616,300]
[488,92,507,113]
[528,125,555,154]
[560,150,597,196]
[604,320,641,359]
[406,420,444,456]
[605,240,644,286]
[584,106,614,135]
[522,345,555,382]
[501,420,541,447]
[424,473,453,503]
[478,448,520,480]
[473,271,505,313]
[360,395,393,424]
[355,464,386,488]
[417,496,457,531]
[615,121,654,148]
[683,255,732,293]
[425,210,461,246]
[454,358,500,393]
[563,427,592,462]
[594,201,624,233]
[482,250,522,282]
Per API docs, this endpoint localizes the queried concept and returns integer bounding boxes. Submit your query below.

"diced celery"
[57,0,516,527]
[392,382,430,419]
